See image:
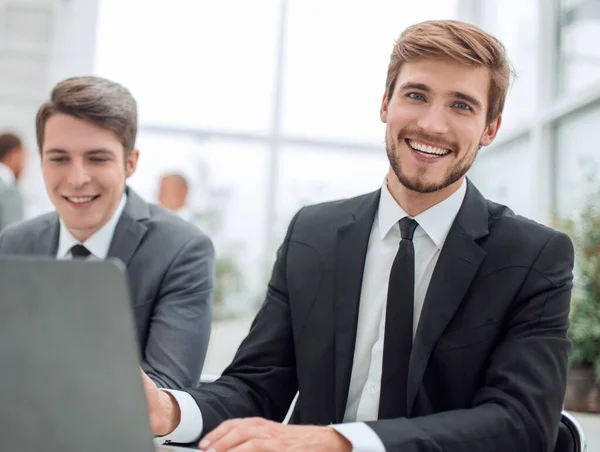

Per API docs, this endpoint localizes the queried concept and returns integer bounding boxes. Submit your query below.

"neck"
[68,228,96,243]
[173,201,186,211]
[162,200,186,211]
[0,160,17,179]
[386,168,464,217]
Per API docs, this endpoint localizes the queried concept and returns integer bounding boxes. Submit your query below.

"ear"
[380,91,390,123]
[125,149,140,178]
[480,114,502,147]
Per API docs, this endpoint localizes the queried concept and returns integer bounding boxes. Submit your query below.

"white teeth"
[408,140,450,156]
[69,196,94,204]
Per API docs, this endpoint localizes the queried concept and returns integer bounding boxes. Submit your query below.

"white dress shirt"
[56,193,127,259]
[174,206,195,224]
[159,179,467,451]
[0,162,16,186]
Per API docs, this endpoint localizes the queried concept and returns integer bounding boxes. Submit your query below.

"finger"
[199,419,247,451]
[140,369,156,389]
[202,426,253,452]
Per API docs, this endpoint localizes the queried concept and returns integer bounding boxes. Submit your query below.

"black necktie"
[378,217,418,419]
[70,244,91,259]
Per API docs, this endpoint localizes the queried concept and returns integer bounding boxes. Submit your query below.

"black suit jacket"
[0,188,215,389]
[186,180,574,452]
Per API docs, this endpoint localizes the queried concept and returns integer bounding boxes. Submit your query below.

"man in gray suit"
[0,76,215,390]
[0,132,26,230]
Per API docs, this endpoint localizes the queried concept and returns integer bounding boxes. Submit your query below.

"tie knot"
[70,244,91,258]
[399,217,418,240]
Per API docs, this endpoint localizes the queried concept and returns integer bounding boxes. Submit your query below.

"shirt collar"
[377,177,467,249]
[175,206,194,223]
[57,193,128,259]
[0,162,15,186]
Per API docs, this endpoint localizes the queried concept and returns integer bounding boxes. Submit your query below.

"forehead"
[395,58,490,106]
[42,113,124,155]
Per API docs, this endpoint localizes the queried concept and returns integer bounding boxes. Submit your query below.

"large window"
[460,0,600,227]
[95,0,280,133]
[282,0,456,142]
[469,138,535,218]
[130,131,270,297]
[275,146,388,242]
[558,0,600,95]
[554,103,600,218]
[95,0,459,308]
[478,0,539,130]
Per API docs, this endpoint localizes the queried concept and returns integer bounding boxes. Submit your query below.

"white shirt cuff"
[153,389,204,445]
[331,422,386,452]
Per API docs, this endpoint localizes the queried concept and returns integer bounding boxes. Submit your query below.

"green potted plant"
[212,254,244,319]
[562,185,600,413]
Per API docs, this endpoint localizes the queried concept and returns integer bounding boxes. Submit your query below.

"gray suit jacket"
[0,179,24,231]
[0,188,215,389]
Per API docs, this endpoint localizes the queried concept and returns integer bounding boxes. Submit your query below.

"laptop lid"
[0,256,156,451]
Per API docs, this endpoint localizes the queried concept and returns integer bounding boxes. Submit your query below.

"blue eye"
[454,102,471,110]
[407,92,425,101]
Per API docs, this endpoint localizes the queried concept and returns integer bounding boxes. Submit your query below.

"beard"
[385,128,478,194]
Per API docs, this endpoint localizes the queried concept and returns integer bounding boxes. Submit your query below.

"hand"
[140,369,180,436]
[198,417,352,452]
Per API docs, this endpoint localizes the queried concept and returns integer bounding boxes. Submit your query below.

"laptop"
[0,256,193,451]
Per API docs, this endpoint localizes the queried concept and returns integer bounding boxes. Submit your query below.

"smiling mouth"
[406,139,451,157]
[62,195,101,205]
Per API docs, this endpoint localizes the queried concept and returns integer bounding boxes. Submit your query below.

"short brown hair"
[385,20,514,124]
[0,132,23,162]
[36,76,138,154]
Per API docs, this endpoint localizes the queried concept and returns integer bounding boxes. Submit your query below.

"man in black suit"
[144,20,574,451]
[0,76,215,390]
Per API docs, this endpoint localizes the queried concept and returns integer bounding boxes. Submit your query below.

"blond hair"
[385,20,514,123]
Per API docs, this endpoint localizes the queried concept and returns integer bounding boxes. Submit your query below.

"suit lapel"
[406,180,490,414]
[32,215,60,255]
[107,188,149,265]
[334,190,380,422]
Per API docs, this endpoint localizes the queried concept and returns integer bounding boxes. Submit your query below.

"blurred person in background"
[0,76,215,389]
[0,132,26,230]
[143,19,575,452]
[158,172,195,223]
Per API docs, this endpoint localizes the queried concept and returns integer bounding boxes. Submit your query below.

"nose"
[416,104,450,136]
[66,160,91,188]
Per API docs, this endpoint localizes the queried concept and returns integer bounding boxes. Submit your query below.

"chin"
[397,174,445,193]
[404,170,441,184]
[63,215,99,229]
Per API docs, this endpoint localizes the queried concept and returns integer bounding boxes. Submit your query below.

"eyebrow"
[44,148,67,155]
[44,148,115,156]
[449,91,483,111]
[399,82,431,92]
[398,82,483,111]
[87,149,115,156]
